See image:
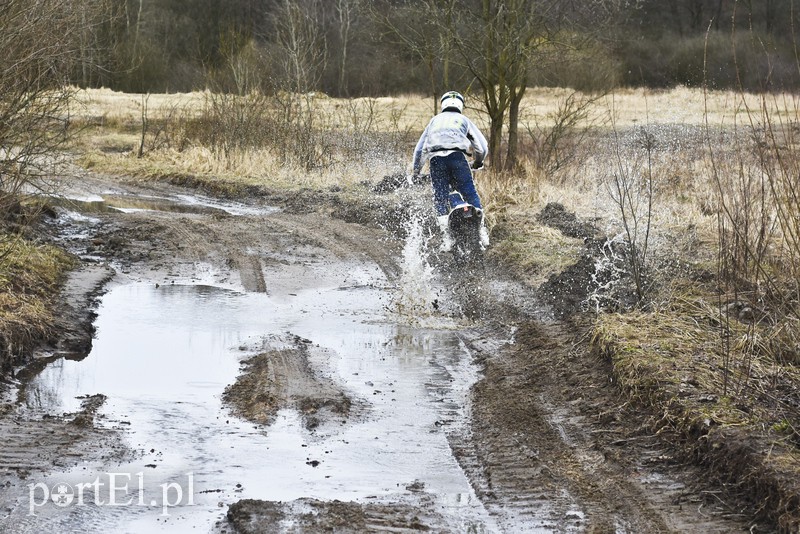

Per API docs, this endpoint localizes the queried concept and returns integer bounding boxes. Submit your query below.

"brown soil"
[453,319,750,532]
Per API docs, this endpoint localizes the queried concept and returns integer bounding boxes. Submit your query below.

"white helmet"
[440,91,464,113]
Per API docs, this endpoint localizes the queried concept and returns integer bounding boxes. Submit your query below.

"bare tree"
[272,0,327,95]
[0,0,85,213]
[371,0,452,114]
[426,0,554,170]
[386,0,620,171]
[334,0,359,96]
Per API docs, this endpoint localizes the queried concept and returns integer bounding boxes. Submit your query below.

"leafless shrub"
[133,89,413,178]
[199,92,274,169]
[605,126,658,303]
[757,108,800,301]
[0,0,85,213]
[269,92,336,171]
[332,98,408,162]
[148,103,194,154]
[726,98,800,369]
[522,92,603,179]
[124,95,197,159]
[340,98,377,153]
[386,102,414,153]
[703,24,800,400]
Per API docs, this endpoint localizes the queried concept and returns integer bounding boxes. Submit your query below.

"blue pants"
[429,152,482,216]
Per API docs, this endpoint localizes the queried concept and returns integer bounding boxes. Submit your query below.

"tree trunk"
[505,84,526,171]
[441,35,450,88]
[80,6,88,86]
[133,0,143,59]
[336,0,353,96]
[482,0,505,168]
[429,55,437,115]
[488,113,504,170]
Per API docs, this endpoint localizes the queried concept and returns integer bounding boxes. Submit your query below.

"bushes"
[0,0,82,214]
[104,89,415,187]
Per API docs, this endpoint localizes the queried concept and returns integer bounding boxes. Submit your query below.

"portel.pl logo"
[28,472,195,516]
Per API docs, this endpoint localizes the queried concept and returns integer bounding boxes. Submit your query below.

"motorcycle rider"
[412,90,490,251]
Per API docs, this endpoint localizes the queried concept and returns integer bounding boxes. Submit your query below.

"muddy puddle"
[15,254,497,532]
[46,191,274,217]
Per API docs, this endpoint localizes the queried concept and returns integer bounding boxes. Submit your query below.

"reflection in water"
[21,278,494,533]
[44,193,277,217]
[26,284,252,414]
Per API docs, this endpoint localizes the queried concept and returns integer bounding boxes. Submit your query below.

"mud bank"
[594,325,800,532]
[454,320,750,532]
[222,335,353,430]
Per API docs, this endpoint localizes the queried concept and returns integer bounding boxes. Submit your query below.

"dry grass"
[70,89,422,192]
[489,222,584,288]
[0,233,75,370]
[592,285,800,530]
[68,86,798,195]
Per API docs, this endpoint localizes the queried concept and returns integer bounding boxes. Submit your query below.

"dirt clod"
[536,202,598,239]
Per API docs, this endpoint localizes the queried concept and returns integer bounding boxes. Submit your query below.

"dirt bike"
[400,164,485,266]
[444,177,486,316]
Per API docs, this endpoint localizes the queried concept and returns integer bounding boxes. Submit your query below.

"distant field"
[74,85,795,132]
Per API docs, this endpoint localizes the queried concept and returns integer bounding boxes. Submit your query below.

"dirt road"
[0,172,755,532]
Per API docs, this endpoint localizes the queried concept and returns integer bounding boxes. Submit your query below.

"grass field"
[0,232,74,373]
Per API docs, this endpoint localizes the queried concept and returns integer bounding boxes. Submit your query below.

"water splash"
[584,233,627,313]
[392,212,440,323]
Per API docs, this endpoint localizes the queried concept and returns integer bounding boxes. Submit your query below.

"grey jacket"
[412,111,488,174]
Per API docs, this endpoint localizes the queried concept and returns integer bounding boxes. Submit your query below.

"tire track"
[453,321,749,533]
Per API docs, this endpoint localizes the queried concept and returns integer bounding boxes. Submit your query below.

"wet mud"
[453,321,749,532]
[225,498,436,534]
[0,171,760,533]
[223,335,353,430]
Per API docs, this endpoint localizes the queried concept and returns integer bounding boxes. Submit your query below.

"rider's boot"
[436,214,453,252]
[479,216,490,249]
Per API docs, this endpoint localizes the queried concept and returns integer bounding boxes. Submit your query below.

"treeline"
[619,0,800,89]
[74,0,438,94]
[73,0,800,96]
